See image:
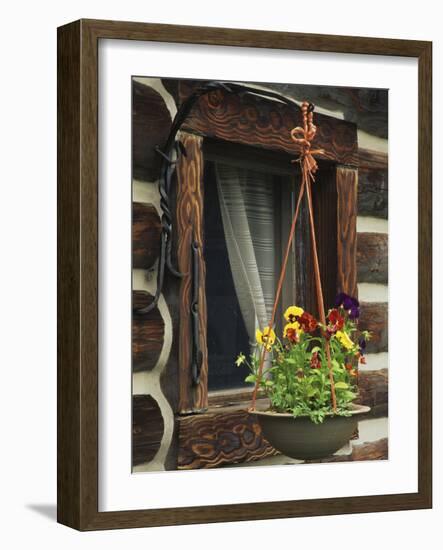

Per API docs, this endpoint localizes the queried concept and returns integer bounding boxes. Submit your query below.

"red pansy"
[327,308,344,332]
[298,311,318,333]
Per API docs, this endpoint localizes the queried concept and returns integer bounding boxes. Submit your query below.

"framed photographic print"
[57,19,432,530]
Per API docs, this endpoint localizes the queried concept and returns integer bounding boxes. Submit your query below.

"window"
[172,83,358,417]
[203,143,300,391]
[132,78,360,469]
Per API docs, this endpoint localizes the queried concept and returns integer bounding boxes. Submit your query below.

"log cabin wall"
[132,78,178,471]
[132,78,388,470]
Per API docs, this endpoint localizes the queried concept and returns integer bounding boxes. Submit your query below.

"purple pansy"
[359,338,366,355]
[335,292,360,319]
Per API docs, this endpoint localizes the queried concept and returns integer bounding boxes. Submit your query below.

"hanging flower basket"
[254,403,370,460]
[239,297,372,459]
[236,102,372,460]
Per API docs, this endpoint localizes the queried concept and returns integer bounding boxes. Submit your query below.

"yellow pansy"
[335,330,354,351]
[284,305,304,322]
[283,321,303,338]
[256,326,276,351]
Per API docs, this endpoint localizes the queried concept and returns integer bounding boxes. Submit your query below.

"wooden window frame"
[174,81,359,416]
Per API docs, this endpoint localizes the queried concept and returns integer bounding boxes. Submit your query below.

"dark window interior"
[204,162,250,391]
[203,145,299,392]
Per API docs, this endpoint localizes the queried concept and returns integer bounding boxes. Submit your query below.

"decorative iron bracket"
[190,239,203,385]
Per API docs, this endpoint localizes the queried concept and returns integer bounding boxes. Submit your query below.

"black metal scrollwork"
[190,238,203,385]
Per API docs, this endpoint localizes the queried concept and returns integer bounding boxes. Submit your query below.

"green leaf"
[245,374,256,383]
[307,387,318,397]
[334,381,349,389]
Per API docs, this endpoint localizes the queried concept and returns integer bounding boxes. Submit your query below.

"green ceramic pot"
[253,403,370,460]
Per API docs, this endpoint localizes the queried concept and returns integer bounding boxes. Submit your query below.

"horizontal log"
[178,401,278,469]
[359,302,388,353]
[132,291,164,372]
[132,394,164,467]
[132,202,161,269]
[358,148,388,170]
[357,232,388,283]
[306,437,388,463]
[132,80,172,181]
[357,369,388,417]
[358,166,388,219]
[179,81,358,166]
[257,85,388,140]
[351,437,388,461]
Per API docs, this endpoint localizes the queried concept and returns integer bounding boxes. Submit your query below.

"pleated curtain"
[215,163,276,355]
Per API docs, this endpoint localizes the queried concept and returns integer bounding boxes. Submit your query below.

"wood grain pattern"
[357,232,388,283]
[358,167,388,219]
[308,165,338,315]
[418,40,433,510]
[180,82,358,166]
[160,272,181,469]
[359,302,388,353]
[359,148,388,170]
[176,132,209,412]
[307,437,388,463]
[132,202,161,269]
[357,148,388,218]
[58,19,432,530]
[267,84,388,139]
[336,166,358,298]
[58,20,82,529]
[132,291,164,372]
[160,274,180,413]
[178,404,278,469]
[132,80,172,181]
[132,395,164,466]
[357,369,388,417]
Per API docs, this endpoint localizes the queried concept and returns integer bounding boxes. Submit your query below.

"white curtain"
[215,163,276,354]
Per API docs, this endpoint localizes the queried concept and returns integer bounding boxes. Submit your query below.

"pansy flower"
[335,330,355,351]
[335,292,360,319]
[283,321,302,343]
[284,305,304,323]
[327,308,344,333]
[310,351,321,369]
[298,311,318,333]
[256,326,276,351]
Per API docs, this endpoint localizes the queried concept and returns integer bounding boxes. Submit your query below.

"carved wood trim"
[177,400,278,469]
[176,132,209,412]
[179,82,359,166]
[336,166,358,298]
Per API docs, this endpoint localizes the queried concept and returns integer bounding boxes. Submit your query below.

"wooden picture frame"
[57,19,432,530]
